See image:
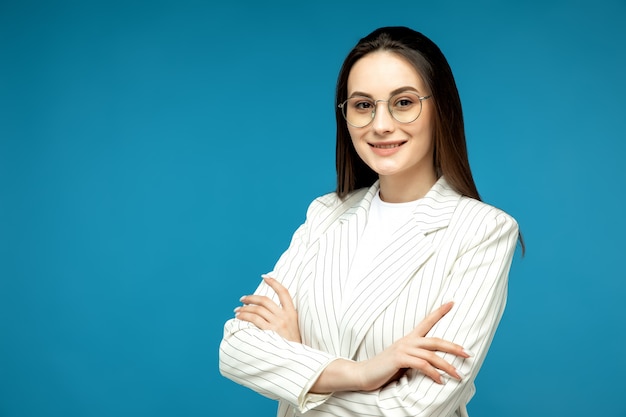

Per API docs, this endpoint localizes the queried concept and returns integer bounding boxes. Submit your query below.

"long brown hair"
[335,26,478,200]
[334,26,525,254]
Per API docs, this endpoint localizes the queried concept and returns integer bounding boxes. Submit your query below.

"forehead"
[347,51,426,95]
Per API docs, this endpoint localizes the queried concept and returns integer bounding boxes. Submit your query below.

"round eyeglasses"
[338,91,432,128]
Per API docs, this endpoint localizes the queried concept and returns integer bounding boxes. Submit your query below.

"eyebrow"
[348,86,421,99]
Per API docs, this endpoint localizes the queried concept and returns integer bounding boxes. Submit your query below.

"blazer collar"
[411,176,462,233]
[337,175,461,234]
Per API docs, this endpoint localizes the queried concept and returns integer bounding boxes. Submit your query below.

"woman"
[219,26,521,417]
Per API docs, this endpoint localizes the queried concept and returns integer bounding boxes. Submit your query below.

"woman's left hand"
[235,276,301,343]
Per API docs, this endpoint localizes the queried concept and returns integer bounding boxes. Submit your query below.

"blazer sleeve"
[308,206,519,417]
[218,196,343,412]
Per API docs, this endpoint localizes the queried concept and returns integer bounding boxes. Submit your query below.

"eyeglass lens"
[341,92,426,128]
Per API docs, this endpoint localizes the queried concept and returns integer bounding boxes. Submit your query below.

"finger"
[412,302,454,337]
[262,275,296,311]
[403,352,462,383]
[236,304,275,323]
[414,337,470,358]
[240,294,281,315]
[235,308,271,330]
[409,349,462,380]
[403,357,444,384]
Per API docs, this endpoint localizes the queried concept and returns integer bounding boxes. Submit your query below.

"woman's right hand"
[310,302,470,394]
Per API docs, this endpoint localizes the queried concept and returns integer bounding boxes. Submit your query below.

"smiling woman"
[219,26,523,417]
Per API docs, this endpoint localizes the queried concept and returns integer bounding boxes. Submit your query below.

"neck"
[378,171,438,203]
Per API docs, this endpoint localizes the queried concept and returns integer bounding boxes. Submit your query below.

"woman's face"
[346,51,435,194]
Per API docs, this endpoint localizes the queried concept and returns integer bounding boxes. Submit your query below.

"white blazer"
[219,177,519,417]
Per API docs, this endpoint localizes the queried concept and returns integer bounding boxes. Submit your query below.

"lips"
[369,141,407,149]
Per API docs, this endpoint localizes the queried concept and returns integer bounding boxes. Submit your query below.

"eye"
[393,96,416,110]
[348,97,375,112]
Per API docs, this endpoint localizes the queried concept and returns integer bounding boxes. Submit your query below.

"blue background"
[1,1,625,416]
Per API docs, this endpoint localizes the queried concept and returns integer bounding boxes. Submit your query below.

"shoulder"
[425,177,518,235]
[452,196,519,240]
[307,187,369,216]
[301,187,370,235]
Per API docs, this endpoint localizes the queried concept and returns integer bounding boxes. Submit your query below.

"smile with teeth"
[370,141,407,149]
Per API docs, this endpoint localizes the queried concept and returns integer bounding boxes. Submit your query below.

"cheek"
[349,131,367,156]
[348,130,369,161]
[409,114,435,141]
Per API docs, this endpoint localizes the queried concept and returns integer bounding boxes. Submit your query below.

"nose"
[371,100,395,135]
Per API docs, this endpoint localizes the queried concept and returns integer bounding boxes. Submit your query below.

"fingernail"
[463,349,474,357]
[435,371,445,384]
[456,369,466,380]
[234,307,240,313]
[239,296,246,302]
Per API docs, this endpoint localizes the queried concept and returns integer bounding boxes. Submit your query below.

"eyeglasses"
[338,91,432,128]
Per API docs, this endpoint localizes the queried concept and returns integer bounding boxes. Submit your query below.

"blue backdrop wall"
[1,1,625,416]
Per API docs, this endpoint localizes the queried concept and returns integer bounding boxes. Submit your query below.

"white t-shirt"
[342,190,420,298]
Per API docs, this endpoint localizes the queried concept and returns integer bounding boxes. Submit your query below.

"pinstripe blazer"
[219,176,519,417]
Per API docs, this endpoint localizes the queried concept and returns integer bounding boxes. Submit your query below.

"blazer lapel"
[307,185,377,354]
[338,177,461,358]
